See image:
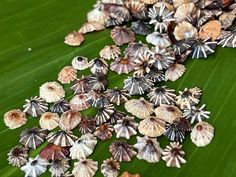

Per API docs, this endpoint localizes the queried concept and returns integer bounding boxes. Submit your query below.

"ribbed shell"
[71,76,93,94]
[95,104,115,125]
[123,76,153,95]
[87,90,110,108]
[165,63,186,81]
[111,26,135,46]
[120,171,141,177]
[146,32,171,47]
[49,159,70,177]
[64,31,84,46]
[20,155,49,177]
[72,56,89,70]
[70,134,97,160]
[145,68,165,83]
[110,57,136,74]
[154,104,182,123]
[138,117,166,137]
[72,159,98,177]
[105,88,130,106]
[162,142,186,168]
[109,141,137,162]
[89,58,108,76]
[39,112,59,130]
[23,96,48,117]
[125,97,154,119]
[4,109,27,129]
[79,117,96,134]
[124,42,149,60]
[69,94,90,111]
[7,146,28,167]
[50,99,69,115]
[59,110,82,131]
[190,121,214,147]
[58,66,77,84]
[89,75,108,92]
[114,116,138,139]
[147,86,176,106]
[134,136,163,163]
[47,131,78,147]
[101,158,120,177]
[39,81,65,103]
[39,144,69,160]
[94,123,114,141]
[19,127,48,149]
[99,45,121,60]
[108,110,125,124]
[79,22,105,34]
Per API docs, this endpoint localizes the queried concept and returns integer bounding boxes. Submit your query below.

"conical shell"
[72,159,98,177]
[39,112,59,130]
[59,110,82,131]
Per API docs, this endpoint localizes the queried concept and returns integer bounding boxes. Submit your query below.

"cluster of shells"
[4,0,236,176]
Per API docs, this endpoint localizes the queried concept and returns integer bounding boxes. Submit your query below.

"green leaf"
[1,0,236,177]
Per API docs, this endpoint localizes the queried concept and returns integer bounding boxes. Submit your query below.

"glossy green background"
[1,0,236,177]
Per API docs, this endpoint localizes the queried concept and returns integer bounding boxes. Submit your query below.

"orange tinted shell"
[120,171,140,177]
[199,20,222,41]
[64,31,84,46]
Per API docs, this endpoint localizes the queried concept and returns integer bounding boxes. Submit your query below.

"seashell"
[125,97,154,119]
[174,39,194,56]
[147,86,176,106]
[173,21,197,41]
[138,117,166,137]
[20,155,49,177]
[69,94,90,111]
[125,0,148,21]
[124,41,149,60]
[89,58,109,76]
[72,159,98,177]
[110,56,136,74]
[219,12,235,29]
[71,76,93,94]
[183,104,211,124]
[101,158,120,177]
[79,22,105,34]
[108,110,125,124]
[145,67,165,82]
[109,140,137,162]
[58,66,77,84]
[123,75,153,95]
[59,110,82,131]
[114,116,138,139]
[4,109,27,129]
[162,142,186,168]
[94,123,114,141]
[99,45,121,60]
[87,7,109,26]
[120,171,140,177]
[134,50,155,76]
[165,63,186,81]
[20,127,48,149]
[148,4,175,33]
[190,121,214,147]
[7,146,28,167]
[106,17,124,27]
[39,81,65,103]
[172,0,191,7]
[70,134,97,160]
[39,144,69,160]
[154,104,182,123]
[89,75,108,92]
[174,3,196,22]
[199,20,222,41]
[151,46,175,70]
[191,38,217,59]
[176,87,201,109]
[111,26,135,46]
[102,0,124,4]
[140,0,158,5]
[131,20,151,35]
[87,90,110,108]
[47,130,78,147]
[64,31,84,46]
[95,104,115,125]
[134,136,163,163]
[71,56,89,70]
[79,117,96,134]
[50,99,70,115]
[39,112,60,130]
[105,88,131,106]
[49,159,70,177]
[218,29,236,48]
[146,32,171,47]
[23,96,48,117]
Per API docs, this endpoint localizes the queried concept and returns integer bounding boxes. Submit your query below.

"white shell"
[101,158,120,177]
[72,159,98,177]
[4,109,27,129]
[87,7,109,26]
[173,21,197,40]
[20,155,49,177]
[39,112,59,130]
[72,56,89,70]
[69,94,90,111]
[190,121,214,147]
[39,82,65,103]
[134,136,163,163]
[125,97,154,119]
[99,45,121,60]
[70,134,97,159]
[165,63,186,82]
[146,32,171,47]
[79,22,105,34]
